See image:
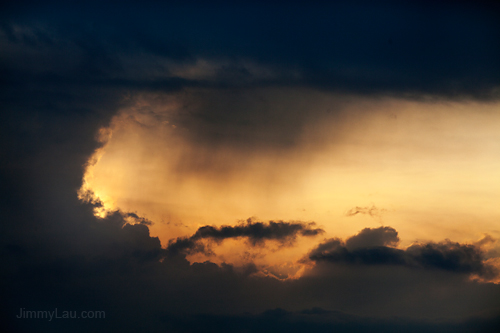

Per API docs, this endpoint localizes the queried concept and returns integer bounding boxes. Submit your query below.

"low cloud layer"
[309,227,497,279]
[158,308,500,333]
[167,219,324,255]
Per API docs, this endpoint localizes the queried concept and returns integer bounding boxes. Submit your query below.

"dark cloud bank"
[1,1,500,332]
[166,219,324,255]
[308,227,497,279]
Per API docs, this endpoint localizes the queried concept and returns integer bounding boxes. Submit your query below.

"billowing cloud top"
[309,227,497,279]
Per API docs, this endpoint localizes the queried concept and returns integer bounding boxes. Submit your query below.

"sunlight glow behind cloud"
[79,90,500,271]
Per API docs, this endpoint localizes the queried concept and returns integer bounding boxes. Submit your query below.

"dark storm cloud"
[166,219,324,255]
[2,2,500,332]
[159,308,500,333]
[309,227,497,278]
[1,1,499,98]
[1,0,499,152]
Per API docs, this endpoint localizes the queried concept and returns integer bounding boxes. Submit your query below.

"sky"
[1,1,500,332]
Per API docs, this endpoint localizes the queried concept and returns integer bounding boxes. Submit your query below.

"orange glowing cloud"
[79,89,500,273]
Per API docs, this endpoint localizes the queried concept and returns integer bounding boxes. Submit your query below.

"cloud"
[2,2,500,332]
[345,205,388,223]
[345,226,399,250]
[157,308,500,333]
[309,227,498,279]
[124,212,153,226]
[1,1,499,100]
[167,219,324,255]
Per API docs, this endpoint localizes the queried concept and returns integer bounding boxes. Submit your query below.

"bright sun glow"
[79,92,500,275]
